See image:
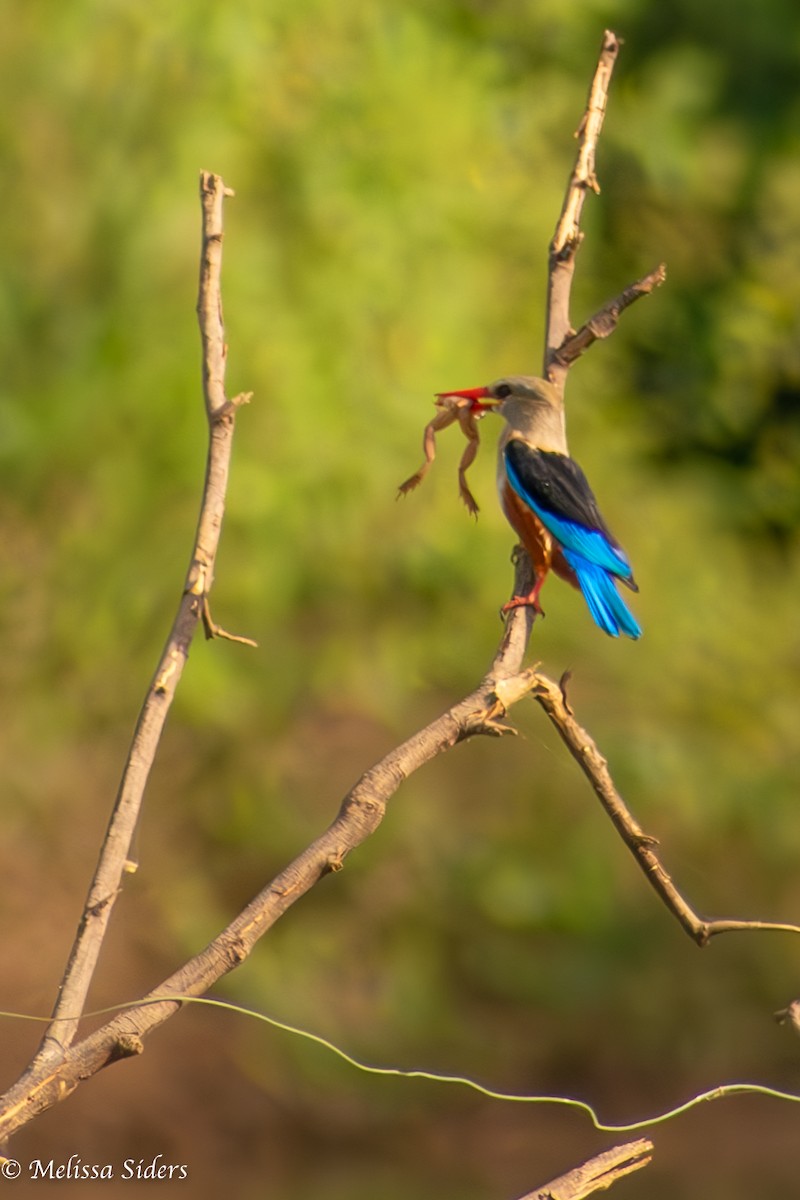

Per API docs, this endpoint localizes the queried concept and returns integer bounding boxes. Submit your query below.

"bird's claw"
[501,594,545,617]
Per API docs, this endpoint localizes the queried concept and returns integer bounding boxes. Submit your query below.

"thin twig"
[29,172,246,1068]
[546,29,621,389]
[517,1138,653,1200]
[530,673,800,945]
[553,263,667,368]
[201,595,258,647]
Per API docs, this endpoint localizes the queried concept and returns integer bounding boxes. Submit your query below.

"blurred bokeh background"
[1,1,799,1196]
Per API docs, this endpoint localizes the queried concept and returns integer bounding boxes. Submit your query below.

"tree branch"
[530,672,800,945]
[552,263,667,369]
[517,1138,653,1200]
[0,563,540,1139]
[545,29,621,388]
[28,172,250,1070]
[3,38,785,1182]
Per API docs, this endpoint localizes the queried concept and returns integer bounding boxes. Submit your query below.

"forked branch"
[553,263,667,368]
[546,29,621,388]
[24,172,251,1072]
[1,39,792,1190]
[544,30,666,397]
[0,562,542,1139]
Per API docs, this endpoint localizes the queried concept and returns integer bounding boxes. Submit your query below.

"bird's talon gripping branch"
[501,576,546,616]
[502,596,545,617]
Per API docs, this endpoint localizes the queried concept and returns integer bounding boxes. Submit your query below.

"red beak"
[435,386,496,413]
[435,387,489,401]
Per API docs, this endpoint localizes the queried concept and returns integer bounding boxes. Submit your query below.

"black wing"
[504,440,612,538]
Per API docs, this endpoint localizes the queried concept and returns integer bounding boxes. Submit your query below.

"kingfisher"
[436,376,641,639]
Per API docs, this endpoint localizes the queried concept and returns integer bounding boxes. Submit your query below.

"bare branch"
[30,172,246,1067]
[201,595,258,647]
[775,1001,800,1035]
[0,562,539,1138]
[553,263,667,369]
[516,1138,653,1200]
[546,30,621,386]
[530,673,800,945]
[3,42,782,1176]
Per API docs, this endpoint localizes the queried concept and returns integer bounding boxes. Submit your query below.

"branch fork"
[2,44,797,1200]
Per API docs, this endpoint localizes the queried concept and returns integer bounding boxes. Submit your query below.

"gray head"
[484,375,559,416]
[451,376,567,452]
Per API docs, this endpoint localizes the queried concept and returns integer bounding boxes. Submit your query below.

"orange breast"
[499,480,579,590]
[500,481,551,575]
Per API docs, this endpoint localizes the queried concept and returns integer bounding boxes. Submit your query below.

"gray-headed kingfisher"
[436,376,641,639]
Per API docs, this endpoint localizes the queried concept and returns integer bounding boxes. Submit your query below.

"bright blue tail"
[564,552,642,640]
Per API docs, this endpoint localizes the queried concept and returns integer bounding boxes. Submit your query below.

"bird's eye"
[494,383,512,399]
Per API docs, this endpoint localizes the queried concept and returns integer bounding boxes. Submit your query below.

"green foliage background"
[1,1,799,1197]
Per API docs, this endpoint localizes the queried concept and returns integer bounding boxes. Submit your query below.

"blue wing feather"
[530,506,634,581]
[504,447,641,639]
[562,554,642,639]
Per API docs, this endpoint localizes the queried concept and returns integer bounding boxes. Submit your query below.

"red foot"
[501,591,545,616]
[501,568,547,616]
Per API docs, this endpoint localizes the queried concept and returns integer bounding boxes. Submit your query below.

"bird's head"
[436,376,563,440]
